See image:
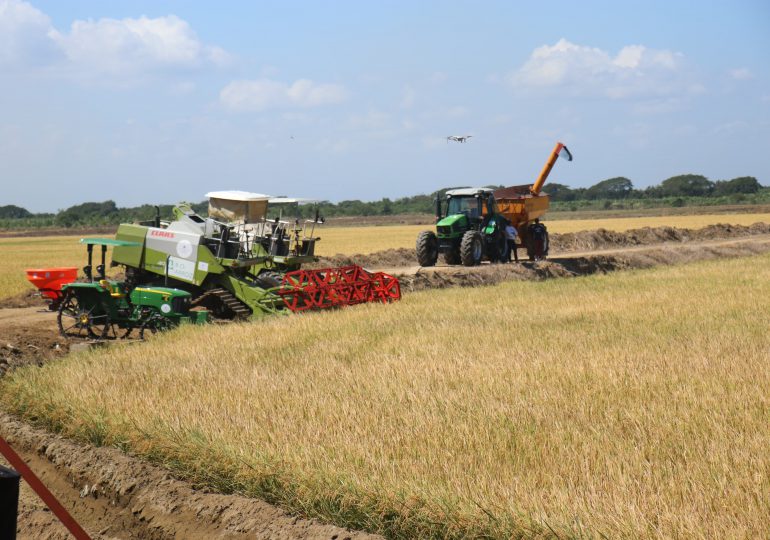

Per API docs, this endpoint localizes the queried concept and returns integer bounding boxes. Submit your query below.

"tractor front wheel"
[138,314,173,340]
[416,231,439,267]
[460,231,483,266]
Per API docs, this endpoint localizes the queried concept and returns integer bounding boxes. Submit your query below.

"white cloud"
[729,68,753,81]
[509,38,687,99]
[0,0,227,77]
[0,0,59,66]
[220,79,348,112]
[53,15,228,74]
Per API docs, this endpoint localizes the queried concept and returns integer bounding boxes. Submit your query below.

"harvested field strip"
[3,255,770,539]
[309,214,770,256]
[313,223,770,269]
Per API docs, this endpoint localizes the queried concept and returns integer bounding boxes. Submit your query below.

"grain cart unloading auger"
[110,191,401,319]
[416,142,572,266]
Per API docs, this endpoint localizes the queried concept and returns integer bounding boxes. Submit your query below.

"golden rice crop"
[2,254,768,539]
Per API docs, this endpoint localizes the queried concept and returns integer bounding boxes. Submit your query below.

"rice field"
[1,212,769,300]
[3,254,768,539]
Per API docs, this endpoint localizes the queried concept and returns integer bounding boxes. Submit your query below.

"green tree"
[543,183,576,201]
[659,174,714,197]
[713,176,762,196]
[585,177,634,199]
[0,205,32,219]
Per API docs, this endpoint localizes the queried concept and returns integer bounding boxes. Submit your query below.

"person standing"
[504,223,519,262]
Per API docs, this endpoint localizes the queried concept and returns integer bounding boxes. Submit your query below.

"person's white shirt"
[505,224,518,240]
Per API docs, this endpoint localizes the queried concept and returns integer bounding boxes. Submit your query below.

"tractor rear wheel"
[460,231,483,266]
[57,292,114,340]
[416,231,439,267]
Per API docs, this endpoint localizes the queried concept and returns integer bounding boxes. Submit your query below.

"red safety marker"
[0,436,92,540]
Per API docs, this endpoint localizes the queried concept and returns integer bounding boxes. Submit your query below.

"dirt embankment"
[314,222,770,270]
[396,236,770,292]
[0,306,69,378]
[0,413,382,540]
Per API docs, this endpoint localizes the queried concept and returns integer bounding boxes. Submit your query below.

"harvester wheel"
[443,249,461,265]
[416,231,439,267]
[460,231,483,266]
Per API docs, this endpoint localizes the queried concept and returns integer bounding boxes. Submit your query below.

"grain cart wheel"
[443,248,461,265]
[416,231,439,267]
[495,235,510,263]
[460,231,483,266]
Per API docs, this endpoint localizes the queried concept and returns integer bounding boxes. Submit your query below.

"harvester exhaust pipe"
[530,142,573,196]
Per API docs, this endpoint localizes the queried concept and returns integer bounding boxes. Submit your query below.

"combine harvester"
[416,142,573,266]
[27,191,401,339]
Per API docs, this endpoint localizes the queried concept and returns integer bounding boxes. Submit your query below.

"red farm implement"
[278,265,401,312]
[25,267,78,310]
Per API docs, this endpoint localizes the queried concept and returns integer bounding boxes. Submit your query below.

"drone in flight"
[446,135,472,143]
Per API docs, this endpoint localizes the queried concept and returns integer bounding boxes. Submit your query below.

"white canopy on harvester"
[205,191,271,224]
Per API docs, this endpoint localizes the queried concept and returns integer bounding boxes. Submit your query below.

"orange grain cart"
[494,142,572,259]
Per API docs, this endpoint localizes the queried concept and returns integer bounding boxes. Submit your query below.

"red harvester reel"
[277,265,401,312]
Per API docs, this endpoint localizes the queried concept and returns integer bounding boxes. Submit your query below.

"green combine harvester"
[27,191,401,338]
[111,191,323,319]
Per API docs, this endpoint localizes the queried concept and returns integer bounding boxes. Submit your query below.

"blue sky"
[1,1,768,212]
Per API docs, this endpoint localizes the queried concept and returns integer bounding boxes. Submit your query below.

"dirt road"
[1,227,769,538]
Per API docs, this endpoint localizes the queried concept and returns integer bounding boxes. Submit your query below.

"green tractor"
[416,188,509,267]
[57,238,208,340]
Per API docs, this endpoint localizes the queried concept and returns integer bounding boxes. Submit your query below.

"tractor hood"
[437,213,467,228]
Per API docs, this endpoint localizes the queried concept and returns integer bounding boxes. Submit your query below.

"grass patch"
[2,254,769,538]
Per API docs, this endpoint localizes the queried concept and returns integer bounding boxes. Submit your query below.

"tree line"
[0,174,765,227]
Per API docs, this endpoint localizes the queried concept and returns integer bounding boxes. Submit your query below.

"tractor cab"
[439,188,497,225]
